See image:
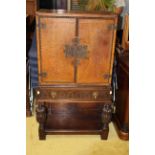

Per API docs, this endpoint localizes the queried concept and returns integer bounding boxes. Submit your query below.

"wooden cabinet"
[36,11,117,85]
[35,10,118,140]
[113,51,129,140]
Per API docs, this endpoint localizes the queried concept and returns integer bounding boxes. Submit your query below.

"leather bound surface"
[36,11,117,85]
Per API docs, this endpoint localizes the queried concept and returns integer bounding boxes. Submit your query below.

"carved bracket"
[36,104,47,140]
[101,104,112,129]
[36,105,46,123]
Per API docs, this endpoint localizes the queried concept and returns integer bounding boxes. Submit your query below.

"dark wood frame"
[35,89,113,140]
[34,11,117,140]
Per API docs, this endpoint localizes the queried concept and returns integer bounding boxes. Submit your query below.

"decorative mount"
[64,37,89,82]
[64,37,89,59]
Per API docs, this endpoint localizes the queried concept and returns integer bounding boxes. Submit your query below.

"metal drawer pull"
[92,92,99,99]
[51,91,57,99]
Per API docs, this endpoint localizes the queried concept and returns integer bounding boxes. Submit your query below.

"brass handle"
[36,90,40,95]
[51,91,57,99]
[92,92,99,100]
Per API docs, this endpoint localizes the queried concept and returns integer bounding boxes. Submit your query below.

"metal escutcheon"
[51,91,57,99]
[92,91,99,100]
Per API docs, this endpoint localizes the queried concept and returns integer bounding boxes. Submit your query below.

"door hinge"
[108,24,117,30]
[38,72,47,78]
[36,22,46,29]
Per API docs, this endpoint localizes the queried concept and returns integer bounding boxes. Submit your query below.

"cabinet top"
[36,9,118,18]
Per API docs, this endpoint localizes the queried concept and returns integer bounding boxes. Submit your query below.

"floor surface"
[27,116,129,155]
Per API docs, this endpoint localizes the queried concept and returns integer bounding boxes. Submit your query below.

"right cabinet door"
[77,19,116,85]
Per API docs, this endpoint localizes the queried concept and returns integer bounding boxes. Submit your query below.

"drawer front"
[35,87,112,101]
[36,102,111,130]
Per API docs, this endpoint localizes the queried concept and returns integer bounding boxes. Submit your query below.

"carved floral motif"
[102,104,112,129]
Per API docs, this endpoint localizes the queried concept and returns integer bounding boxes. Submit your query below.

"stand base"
[38,130,109,140]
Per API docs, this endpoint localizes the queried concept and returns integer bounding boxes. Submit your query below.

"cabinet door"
[37,17,76,84]
[77,19,116,84]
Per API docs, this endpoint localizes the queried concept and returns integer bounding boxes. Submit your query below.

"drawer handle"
[51,91,57,99]
[92,92,99,100]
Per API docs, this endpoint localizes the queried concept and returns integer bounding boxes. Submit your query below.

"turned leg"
[36,104,47,140]
[101,104,112,140]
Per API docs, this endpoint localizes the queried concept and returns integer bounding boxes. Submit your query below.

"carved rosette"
[102,104,112,129]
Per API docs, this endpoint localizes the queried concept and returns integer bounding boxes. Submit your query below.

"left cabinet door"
[36,16,76,85]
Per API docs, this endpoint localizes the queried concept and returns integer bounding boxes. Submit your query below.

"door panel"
[39,17,76,84]
[77,19,114,84]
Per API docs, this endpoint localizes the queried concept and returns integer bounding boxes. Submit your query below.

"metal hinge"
[38,72,47,78]
[36,22,46,29]
[108,24,117,30]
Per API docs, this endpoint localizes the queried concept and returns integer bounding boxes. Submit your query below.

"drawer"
[34,86,112,101]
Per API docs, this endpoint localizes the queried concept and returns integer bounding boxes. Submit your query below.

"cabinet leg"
[101,126,109,140]
[101,104,112,140]
[36,104,47,140]
[39,124,46,140]
[39,134,46,140]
